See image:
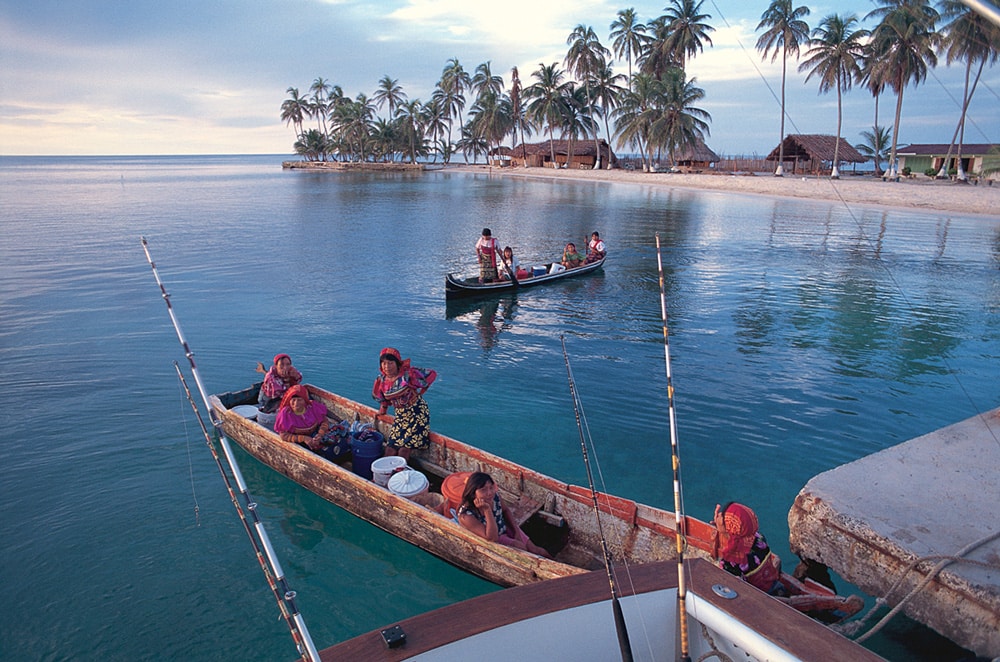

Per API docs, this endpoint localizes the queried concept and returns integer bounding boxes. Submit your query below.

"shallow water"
[1,155,997,660]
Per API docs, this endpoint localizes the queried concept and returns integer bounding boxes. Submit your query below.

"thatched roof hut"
[765,134,865,174]
[674,139,720,168]
[490,140,617,168]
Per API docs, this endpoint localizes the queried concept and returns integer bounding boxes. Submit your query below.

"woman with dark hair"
[372,347,436,461]
[475,228,501,283]
[272,384,349,461]
[255,353,303,413]
[457,472,550,557]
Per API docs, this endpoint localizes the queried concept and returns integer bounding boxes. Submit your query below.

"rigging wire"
[176,374,201,527]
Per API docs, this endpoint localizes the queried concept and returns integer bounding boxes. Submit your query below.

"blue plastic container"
[350,434,384,480]
[532,266,547,277]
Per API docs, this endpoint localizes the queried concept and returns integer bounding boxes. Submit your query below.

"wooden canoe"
[210,381,859,617]
[444,256,605,299]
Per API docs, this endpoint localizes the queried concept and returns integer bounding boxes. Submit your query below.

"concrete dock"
[788,406,1000,658]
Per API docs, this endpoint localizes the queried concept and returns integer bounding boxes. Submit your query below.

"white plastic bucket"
[549,263,566,274]
[371,456,408,487]
[255,409,276,429]
[388,469,429,499]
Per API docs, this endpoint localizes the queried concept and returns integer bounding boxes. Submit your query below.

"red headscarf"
[279,384,309,411]
[273,353,291,365]
[378,347,411,375]
[720,503,759,564]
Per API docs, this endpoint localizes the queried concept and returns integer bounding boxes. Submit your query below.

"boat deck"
[788,406,1000,658]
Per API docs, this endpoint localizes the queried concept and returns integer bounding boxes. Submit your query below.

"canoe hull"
[444,257,605,299]
[211,382,709,587]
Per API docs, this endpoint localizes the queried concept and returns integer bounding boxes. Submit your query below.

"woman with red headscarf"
[372,347,436,461]
[255,353,303,413]
[273,385,348,462]
[711,502,865,619]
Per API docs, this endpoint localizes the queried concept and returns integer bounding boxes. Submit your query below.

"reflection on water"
[1,156,997,662]
[445,295,520,353]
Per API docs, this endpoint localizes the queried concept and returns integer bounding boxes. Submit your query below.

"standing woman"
[255,353,303,412]
[475,228,500,283]
[372,347,436,462]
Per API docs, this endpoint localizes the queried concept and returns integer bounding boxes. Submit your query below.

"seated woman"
[497,246,521,280]
[585,231,606,263]
[561,242,584,269]
[457,472,551,558]
[274,385,346,461]
[255,353,303,413]
[713,502,863,617]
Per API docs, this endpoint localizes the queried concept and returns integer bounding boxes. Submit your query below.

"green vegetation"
[280,2,999,171]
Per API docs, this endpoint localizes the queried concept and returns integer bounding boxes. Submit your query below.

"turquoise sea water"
[1,155,998,661]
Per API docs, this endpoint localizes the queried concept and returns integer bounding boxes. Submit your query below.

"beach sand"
[448,165,999,218]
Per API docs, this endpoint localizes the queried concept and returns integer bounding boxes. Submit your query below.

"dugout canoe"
[445,256,605,299]
[210,381,862,618]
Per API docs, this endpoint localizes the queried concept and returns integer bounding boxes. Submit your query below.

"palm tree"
[509,66,530,165]
[396,99,426,163]
[565,25,611,168]
[756,0,811,176]
[855,125,892,176]
[557,85,597,170]
[524,62,572,167]
[661,0,715,71]
[935,0,1000,180]
[609,8,649,85]
[438,58,471,147]
[589,60,627,169]
[421,97,449,163]
[799,14,868,178]
[866,0,940,180]
[471,62,504,102]
[859,43,888,168]
[613,73,660,171]
[309,78,332,137]
[372,75,407,119]
[639,16,677,80]
[654,68,711,167]
[281,87,308,138]
[467,90,514,158]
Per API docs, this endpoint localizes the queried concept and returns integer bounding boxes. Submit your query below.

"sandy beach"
[448,165,999,218]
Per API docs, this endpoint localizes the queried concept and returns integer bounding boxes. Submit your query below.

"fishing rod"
[655,233,691,662]
[142,237,320,662]
[561,336,633,662]
[173,362,311,657]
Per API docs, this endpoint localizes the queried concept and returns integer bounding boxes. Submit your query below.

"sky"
[1,0,997,156]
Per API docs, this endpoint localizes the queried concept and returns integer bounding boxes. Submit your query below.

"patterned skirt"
[479,254,498,281]
[386,396,431,450]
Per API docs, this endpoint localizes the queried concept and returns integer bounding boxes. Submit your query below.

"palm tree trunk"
[872,92,881,177]
[776,47,787,176]
[888,84,905,180]
[955,58,985,182]
[832,77,842,180]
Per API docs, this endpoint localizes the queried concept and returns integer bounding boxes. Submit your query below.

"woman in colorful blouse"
[255,353,303,413]
[585,231,606,263]
[475,228,501,283]
[273,385,342,461]
[457,472,550,557]
[712,501,864,618]
[372,347,436,461]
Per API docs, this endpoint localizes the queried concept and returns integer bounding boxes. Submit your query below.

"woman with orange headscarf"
[273,385,349,461]
[712,501,865,619]
[372,347,436,462]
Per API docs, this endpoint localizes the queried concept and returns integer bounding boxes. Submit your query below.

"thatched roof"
[765,134,865,164]
[491,140,617,163]
[674,139,720,163]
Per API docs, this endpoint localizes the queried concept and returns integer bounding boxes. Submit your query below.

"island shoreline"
[441,164,999,218]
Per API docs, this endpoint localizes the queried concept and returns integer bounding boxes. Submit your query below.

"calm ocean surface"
[1,155,997,661]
